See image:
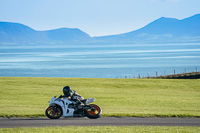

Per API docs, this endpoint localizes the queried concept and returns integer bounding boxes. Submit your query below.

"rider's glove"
[71,96,77,100]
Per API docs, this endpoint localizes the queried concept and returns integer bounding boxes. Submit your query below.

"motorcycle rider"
[59,86,85,109]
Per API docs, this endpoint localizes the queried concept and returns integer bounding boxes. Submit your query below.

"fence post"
[174,69,176,74]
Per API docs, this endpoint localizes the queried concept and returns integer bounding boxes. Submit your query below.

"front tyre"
[45,106,62,119]
[85,104,102,119]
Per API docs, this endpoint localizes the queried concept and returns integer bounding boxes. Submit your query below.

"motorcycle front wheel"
[84,104,102,119]
[45,106,62,119]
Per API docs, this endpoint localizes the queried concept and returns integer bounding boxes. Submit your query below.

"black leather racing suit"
[59,90,84,104]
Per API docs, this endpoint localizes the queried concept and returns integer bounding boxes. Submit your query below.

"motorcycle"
[45,96,102,119]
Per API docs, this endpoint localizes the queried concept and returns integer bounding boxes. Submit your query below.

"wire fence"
[119,67,200,79]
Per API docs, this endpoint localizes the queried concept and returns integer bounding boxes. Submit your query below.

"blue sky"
[0,0,200,37]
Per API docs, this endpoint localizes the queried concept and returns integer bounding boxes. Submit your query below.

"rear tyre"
[45,106,62,119]
[85,104,102,119]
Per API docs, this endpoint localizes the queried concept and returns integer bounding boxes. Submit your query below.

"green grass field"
[1,126,200,133]
[0,77,199,117]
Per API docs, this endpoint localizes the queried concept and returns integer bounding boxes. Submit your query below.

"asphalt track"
[0,117,200,128]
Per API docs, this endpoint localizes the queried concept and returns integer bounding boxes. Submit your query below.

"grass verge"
[0,77,199,117]
[1,126,200,133]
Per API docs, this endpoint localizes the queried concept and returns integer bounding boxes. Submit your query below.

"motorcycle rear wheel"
[85,104,102,119]
[45,106,62,119]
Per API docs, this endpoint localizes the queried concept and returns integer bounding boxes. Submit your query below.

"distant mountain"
[0,14,200,44]
[95,14,200,43]
[0,22,91,44]
[44,28,91,42]
[0,22,41,43]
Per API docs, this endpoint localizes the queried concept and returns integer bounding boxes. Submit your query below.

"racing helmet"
[63,86,73,97]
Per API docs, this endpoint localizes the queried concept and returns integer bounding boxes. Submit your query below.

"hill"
[95,14,200,43]
[151,72,200,79]
[0,22,91,44]
[44,28,91,42]
[0,14,200,44]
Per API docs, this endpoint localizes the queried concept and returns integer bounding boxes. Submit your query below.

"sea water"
[0,43,199,78]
